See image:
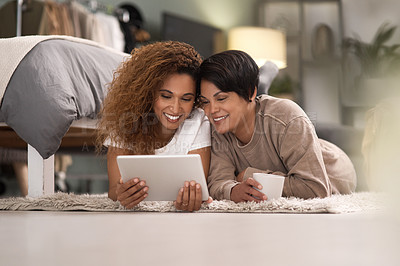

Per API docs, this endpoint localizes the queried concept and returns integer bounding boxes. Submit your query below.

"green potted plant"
[343,23,400,104]
[343,23,400,78]
[268,74,296,101]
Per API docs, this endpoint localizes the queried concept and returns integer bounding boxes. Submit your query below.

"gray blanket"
[0,39,126,158]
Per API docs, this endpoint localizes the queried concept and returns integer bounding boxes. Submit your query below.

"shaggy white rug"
[0,192,385,214]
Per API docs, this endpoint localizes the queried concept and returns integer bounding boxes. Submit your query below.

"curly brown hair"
[96,41,203,155]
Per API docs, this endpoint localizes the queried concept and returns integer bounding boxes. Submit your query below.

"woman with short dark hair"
[199,50,356,203]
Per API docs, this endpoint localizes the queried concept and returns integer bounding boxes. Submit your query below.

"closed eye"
[182,97,194,102]
[160,94,172,99]
[216,97,227,102]
[199,97,210,105]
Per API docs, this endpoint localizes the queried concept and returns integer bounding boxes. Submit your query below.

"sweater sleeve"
[280,117,332,198]
[207,134,240,200]
[243,116,332,199]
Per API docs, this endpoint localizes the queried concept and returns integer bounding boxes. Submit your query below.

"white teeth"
[164,113,180,120]
[214,115,228,122]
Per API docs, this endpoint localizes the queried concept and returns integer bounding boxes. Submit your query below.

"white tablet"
[116,154,209,201]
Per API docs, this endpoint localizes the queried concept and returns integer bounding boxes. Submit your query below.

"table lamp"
[228,26,287,69]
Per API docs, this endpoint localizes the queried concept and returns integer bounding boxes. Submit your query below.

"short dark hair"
[198,50,259,101]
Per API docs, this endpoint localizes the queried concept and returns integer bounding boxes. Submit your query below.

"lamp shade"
[228,26,287,69]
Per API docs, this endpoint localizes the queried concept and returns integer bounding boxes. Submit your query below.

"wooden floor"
[1,211,399,266]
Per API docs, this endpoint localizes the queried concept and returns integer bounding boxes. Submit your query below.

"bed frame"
[0,118,98,197]
[5,0,123,198]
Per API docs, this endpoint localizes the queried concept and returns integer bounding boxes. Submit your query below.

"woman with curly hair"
[97,41,212,211]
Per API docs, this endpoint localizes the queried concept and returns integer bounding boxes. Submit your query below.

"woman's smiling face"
[200,79,250,135]
[153,73,196,136]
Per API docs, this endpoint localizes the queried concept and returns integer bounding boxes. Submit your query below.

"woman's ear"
[249,87,257,102]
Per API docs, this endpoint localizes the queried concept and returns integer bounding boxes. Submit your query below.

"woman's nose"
[209,101,219,114]
[170,98,180,113]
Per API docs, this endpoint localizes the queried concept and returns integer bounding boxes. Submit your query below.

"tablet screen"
[116,154,209,201]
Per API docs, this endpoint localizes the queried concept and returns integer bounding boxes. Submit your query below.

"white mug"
[252,173,285,200]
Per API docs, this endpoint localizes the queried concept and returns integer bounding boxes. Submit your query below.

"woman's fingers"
[118,180,143,201]
[245,177,262,190]
[125,181,147,198]
[188,181,196,211]
[175,182,189,211]
[116,178,139,198]
[117,178,149,208]
[119,185,148,208]
[231,181,267,203]
[175,181,204,211]
[245,186,267,201]
[206,197,213,204]
[243,191,262,203]
[125,192,148,209]
[245,178,267,201]
[193,183,202,210]
[182,181,190,208]
[174,187,184,209]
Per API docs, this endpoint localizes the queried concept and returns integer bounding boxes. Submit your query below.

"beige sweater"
[208,95,357,200]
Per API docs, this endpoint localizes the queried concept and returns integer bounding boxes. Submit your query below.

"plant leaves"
[343,23,400,78]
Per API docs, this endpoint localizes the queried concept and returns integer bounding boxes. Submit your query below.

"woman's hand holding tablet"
[174,181,213,212]
[116,177,149,209]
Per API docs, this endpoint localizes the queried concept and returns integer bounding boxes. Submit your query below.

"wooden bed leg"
[27,144,54,197]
